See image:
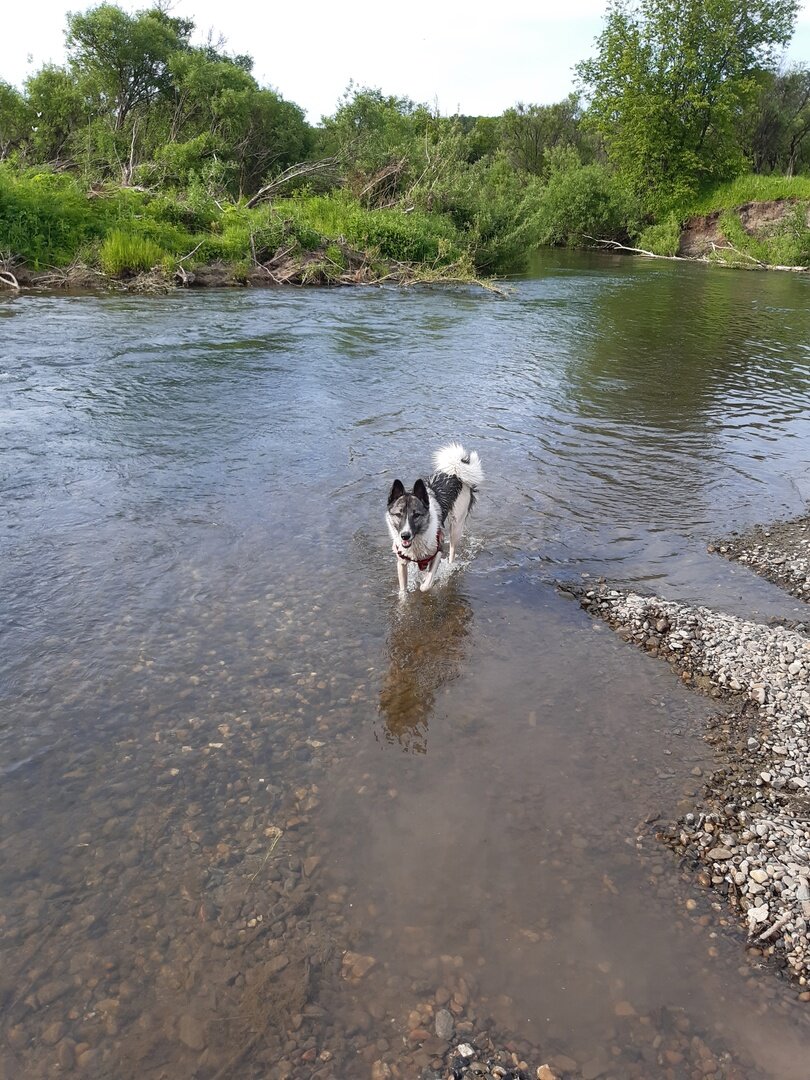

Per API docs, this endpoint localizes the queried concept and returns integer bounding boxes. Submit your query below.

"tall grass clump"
[99,230,166,276]
[636,212,683,256]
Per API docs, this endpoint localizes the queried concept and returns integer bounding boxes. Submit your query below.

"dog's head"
[386,478,430,550]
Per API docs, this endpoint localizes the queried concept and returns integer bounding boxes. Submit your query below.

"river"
[2,252,810,1078]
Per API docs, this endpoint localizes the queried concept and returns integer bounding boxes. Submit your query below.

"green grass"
[274,192,463,264]
[636,213,682,256]
[0,167,471,277]
[685,174,810,217]
[99,230,166,276]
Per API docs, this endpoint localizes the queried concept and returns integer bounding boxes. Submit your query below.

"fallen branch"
[583,236,697,262]
[708,240,810,271]
[246,158,339,208]
[709,241,767,268]
[0,269,20,290]
[178,240,204,263]
[586,235,810,273]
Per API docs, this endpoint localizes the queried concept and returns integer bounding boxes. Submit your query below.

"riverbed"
[2,252,810,1078]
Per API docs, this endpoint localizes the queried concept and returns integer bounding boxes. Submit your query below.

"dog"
[386,442,484,595]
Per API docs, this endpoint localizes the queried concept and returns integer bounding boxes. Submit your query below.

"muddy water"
[2,253,810,1079]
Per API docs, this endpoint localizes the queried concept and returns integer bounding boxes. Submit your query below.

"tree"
[746,67,810,174]
[24,66,88,165]
[500,96,589,175]
[0,82,31,160]
[66,4,193,131]
[576,0,800,201]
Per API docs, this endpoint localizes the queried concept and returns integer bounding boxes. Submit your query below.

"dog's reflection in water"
[377,583,473,754]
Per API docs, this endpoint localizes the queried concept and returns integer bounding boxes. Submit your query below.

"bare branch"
[245,158,339,208]
[0,270,20,291]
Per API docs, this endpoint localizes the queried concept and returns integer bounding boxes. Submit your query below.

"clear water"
[2,252,810,1078]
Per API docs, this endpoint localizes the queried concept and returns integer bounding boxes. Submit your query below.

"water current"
[2,251,810,1078]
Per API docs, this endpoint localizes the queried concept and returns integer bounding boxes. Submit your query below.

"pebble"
[434,1008,454,1040]
[178,1015,207,1051]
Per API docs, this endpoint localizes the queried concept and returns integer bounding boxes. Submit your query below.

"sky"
[3,0,810,123]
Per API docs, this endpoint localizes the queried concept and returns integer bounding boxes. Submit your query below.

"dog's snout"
[400,530,412,541]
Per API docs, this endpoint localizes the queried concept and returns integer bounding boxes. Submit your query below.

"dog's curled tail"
[433,442,484,488]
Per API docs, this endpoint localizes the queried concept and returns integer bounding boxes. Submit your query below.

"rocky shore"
[709,516,810,603]
[578,567,810,990]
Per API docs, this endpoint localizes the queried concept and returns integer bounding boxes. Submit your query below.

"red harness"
[396,529,444,571]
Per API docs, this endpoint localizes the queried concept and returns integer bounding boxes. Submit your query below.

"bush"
[0,166,102,267]
[534,158,638,247]
[99,230,166,276]
[636,212,682,256]
[275,192,463,264]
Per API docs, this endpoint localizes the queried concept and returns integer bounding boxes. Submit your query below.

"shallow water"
[2,252,810,1078]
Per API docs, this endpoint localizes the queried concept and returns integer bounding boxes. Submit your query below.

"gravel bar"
[710,515,810,602]
[578,586,810,988]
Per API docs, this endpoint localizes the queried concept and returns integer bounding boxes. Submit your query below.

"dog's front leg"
[419,550,442,592]
[397,558,408,596]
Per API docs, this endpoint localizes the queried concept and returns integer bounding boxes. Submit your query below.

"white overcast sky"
[3,0,810,122]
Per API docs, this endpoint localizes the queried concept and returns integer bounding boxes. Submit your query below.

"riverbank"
[4,249,491,294]
[0,170,496,295]
[576,521,810,990]
[5,165,810,297]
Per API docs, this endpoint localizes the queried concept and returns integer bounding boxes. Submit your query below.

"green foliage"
[8,0,810,281]
[99,229,166,275]
[66,4,192,130]
[636,213,682,255]
[533,155,638,247]
[744,68,810,175]
[0,166,102,267]
[577,0,801,202]
[24,66,88,166]
[0,82,31,160]
[275,192,463,264]
[500,96,592,176]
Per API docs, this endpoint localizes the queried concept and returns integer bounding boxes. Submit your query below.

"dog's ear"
[388,479,405,506]
[413,479,429,507]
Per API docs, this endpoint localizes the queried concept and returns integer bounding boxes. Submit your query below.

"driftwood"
[0,269,20,290]
[585,235,810,272]
[246,159,339,208]
[584,236,694,262]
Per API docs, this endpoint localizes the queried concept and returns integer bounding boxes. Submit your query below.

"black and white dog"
[386,443,484,595]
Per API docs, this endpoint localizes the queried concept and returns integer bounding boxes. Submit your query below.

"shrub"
[636,212,683,256]
[534,159,637,247]
[0,166,102,267]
